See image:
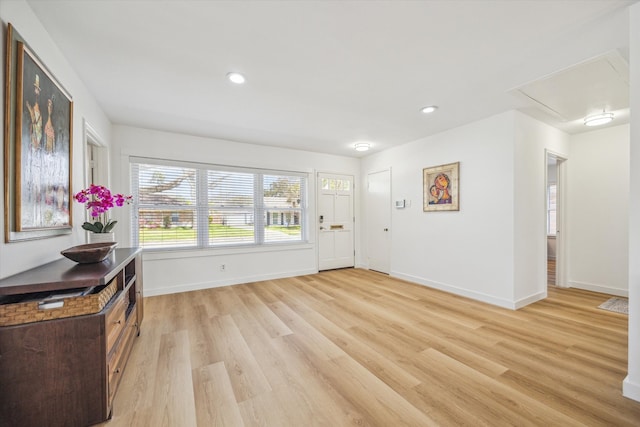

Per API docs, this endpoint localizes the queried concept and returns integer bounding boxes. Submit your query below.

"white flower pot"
[89,232,115,244]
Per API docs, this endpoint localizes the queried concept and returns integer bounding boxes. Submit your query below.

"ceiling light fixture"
[421,105,438,114]
[226,72,246,84]
[354,143,370,152]
[584,111,614,127]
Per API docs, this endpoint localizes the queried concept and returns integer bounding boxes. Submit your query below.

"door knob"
[384,228,388,231]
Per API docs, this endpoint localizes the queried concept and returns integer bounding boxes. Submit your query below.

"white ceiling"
[25,0,637,157]
[511,50,630,132]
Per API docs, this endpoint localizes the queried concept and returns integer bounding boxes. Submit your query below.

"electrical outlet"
[220,264,226,272]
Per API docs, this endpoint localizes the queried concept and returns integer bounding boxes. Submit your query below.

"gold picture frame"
[423,162,459,212]
[4,23,73,242]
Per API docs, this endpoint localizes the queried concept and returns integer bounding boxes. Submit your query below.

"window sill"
[141,242,314,261]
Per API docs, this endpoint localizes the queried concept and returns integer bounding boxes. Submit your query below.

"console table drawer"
[107,313,137,408]
[105,292,127,352]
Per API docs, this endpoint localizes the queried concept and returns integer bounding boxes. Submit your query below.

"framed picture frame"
[423,162,459,212]
[4,23,73,242]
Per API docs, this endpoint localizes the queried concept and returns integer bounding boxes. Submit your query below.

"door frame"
[545,149,568,288]
[83,120,109,243]
[83,119,109,188]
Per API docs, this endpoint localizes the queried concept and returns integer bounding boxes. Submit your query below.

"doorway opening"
[83,120,108,188]
[546,151,567,288]
[82,121,109,243]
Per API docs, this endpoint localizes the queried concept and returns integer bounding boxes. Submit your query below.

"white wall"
[513,113,570,305]
[110,125,360,296]
[360,111,572,309]
[624,1,640,403]
[362,111,518,308]
[567,125,629,296]
[0,0,112,279]
[361,107,630,311]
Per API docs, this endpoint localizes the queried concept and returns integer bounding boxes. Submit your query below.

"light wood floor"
[548,258,556,285]
[102,268,640,426]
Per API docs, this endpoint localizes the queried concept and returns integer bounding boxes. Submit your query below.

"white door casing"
[546,150,567,288]
[318,173,354,270]
[367,169,391,274]
[555,155,568,287]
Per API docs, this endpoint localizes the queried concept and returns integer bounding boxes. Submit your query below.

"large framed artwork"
[423,162,459,212]
[4,23,73,242]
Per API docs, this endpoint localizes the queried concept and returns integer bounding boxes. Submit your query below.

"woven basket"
[0,277,118,326]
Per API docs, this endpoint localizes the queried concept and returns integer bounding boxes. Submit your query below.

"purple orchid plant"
[74,184,132,233]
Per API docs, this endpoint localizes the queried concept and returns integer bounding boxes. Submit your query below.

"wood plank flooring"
[101,268,640,426]
[548,258,556,285]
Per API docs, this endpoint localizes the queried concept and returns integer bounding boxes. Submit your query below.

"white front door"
[318,173,354,270]
[367,169,391,274]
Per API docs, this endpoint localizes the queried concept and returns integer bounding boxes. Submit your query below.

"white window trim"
[130,156,308,251]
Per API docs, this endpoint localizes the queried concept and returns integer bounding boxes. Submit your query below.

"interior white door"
[367,169,391,274]
[318,173,354,270]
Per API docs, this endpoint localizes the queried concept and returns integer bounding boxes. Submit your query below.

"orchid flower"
[74,184,132,233]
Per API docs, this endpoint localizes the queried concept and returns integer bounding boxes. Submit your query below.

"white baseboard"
[514,291,547,309]
[390,271,518,310]
[623,376,640,402]
[568,280,628,297]
[144,268,317,297]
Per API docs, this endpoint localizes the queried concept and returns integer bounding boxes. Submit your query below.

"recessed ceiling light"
[584,112,614,126]
[354,142,371,152]
[421,105,438,114]
[226,72,246,84]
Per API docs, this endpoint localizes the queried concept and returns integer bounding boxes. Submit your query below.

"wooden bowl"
[61,242,118,264]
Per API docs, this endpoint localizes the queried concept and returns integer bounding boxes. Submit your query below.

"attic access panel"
[510,50,629,122]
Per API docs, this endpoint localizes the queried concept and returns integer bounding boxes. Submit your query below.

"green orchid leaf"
[81,222,101,233]
[103,221,118,233]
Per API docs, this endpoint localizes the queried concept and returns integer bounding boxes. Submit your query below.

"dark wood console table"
[0,248,143,427]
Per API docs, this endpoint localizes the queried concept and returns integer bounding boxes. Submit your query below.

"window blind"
[131,158,307,249]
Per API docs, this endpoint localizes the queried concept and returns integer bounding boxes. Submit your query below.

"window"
[263,175,303,243]
[208,170,255,245]
[134,163,198,248]
[321,177,351,191]
[131,158,307,249]
[547,184,557,236]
